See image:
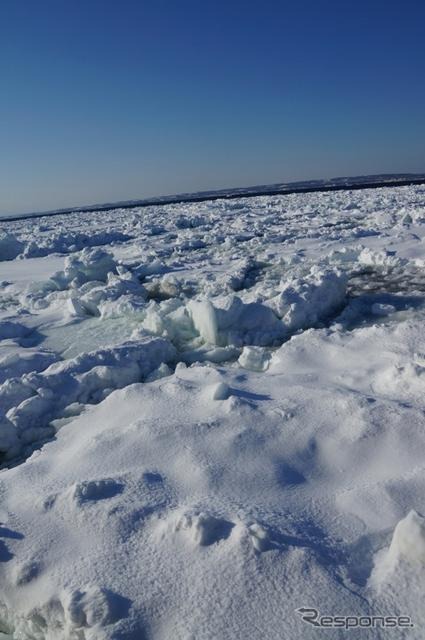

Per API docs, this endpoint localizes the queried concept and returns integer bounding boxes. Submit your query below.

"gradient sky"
[1,0,424,215]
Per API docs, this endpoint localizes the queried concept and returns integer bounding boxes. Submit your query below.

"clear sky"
[1,0,424,215]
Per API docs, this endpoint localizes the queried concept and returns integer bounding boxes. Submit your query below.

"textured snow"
[1,185,425,638]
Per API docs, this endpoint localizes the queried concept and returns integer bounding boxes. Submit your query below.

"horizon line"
[2,171,425,223]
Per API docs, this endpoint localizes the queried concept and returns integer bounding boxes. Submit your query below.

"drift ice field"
[1,184,425,638]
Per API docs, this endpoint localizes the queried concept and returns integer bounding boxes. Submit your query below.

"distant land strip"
[2,174,425,223]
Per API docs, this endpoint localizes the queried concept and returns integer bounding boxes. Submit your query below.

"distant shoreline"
[2,174,425,223]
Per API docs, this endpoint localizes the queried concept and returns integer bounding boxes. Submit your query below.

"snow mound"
[214,296,285,347]
[0,586,129,640]
[247,522,274,552]
[208,381,230,400]
[175,511,235,546]
[238,346,270,371]
[370,510,425,590]
[389,510,425,565]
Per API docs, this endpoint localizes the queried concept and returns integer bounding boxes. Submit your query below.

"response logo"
[296,607,414,630]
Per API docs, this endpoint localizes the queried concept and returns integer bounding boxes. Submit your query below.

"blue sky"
[1,0,424,215]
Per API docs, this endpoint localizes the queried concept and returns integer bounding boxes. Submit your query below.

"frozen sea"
[1,183,425,638]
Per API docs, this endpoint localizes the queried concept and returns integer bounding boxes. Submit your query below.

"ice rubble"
[0,227,132,265]
[265,267,347,331]
[50,248,118,288]
[358,246,404,268]
[138,267,347,349]
[22,230,131,259]
[16,244,348,351]
[0,250,349,464]
[0,338,175,463]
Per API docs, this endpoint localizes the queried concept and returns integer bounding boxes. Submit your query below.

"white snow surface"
[1,186,425,638]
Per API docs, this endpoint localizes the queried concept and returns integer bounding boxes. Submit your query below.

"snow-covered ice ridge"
[1,185,425,638]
